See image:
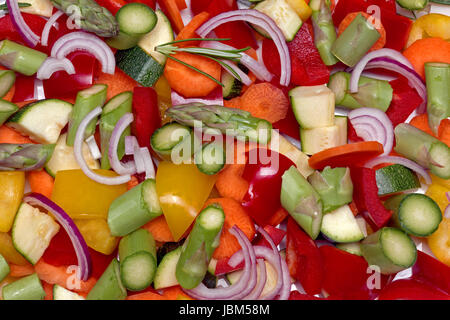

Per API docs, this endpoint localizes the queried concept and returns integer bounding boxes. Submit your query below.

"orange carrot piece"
[0,126,35,144]
[174,0,187,10]
[161,0,184,33]
[162,285,194,300]
[438,119,450,147]
[409,113,435,137]
[349,201,359,216]
[126,291,166,300]
[268,207,289,226]
[143,215,175,242]
[238,82,289,123]
[164,52,221,98]
[204,198,255,260]
[175,11,210,47]
[96,69,137,100]
[127,175,139,190]
[43,281,53,300]
[223,97,242,109]
[338,12,386,52]
[27,170,54,199]
[403,38,450,79]
[34,260,97,294]
[8,264,34,277]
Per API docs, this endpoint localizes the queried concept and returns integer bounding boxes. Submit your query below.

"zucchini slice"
[321,205,365,243]
[153,246,182,290]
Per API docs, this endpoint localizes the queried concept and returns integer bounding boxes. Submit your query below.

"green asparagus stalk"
[0,253,10,283]
[108,179,162,236]
[424,62,450,135]
[0,2,31,10]
[166,103,273,144]
[310,0,338,66]
[2,273,46,300]
[100,91,132,169]
[281,166,323,239]
[394,123,450,179]
[176,204,225,289]
[307,167,353,213]
[0,70,16,98]
[0,100,18,126]
[0,40,47,76]
[328,71,393,111]
[0,143,55,171]
[67,84,108,146]
[86,259,127,300]
[119,228,157,291]
[331,13,380,67]
[51,0,119,38]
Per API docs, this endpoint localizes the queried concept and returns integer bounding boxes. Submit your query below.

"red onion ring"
[243,259,267,300]
[139,147,155,179]
[6,0,40,47]
[220,59,253,86]
[33,78,45,100]
[85,135,101,160]
[364,155,432,185]
[171,87,224,106]
[349,108,394,155]
[41,10,64,47]
[197,9,290,86]
[124,136,137,156]
[108,113,136,176]
[23,193,92,281]
[37,57,75,80]
[74,107,131,185]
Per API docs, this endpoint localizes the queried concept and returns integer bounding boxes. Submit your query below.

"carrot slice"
[126,291,166,300]
[164,52,221,98]
[27,170,54,199]
[162,285,194,300]
[403,38,450,79]
[204,198,255,260]
[127,175,139,190]
[238,82,289,123]
[174,0,187,10]
[268,207,289,226]
[175,11,209,47]
[338,12,386,51]
[0,126,35,144]
[160,0,184,33]
[143,215,175,242]
[95,69,137,100]
[8,264,34,277]
[308,141,384,170]
[34,259,97,294]
[438,119,450,148]
[410,113,450,147]
[223,96,242,109]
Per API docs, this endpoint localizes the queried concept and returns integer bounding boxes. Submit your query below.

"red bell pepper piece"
[385,77,424,127]
[262,23,330,87]
[125,0,156,9]
[131,87,161,150]
[191,0,212,15]
[95,0,127,15]
[241,150,295,227]
[347,120,364,143]
[0,13,47,52]
[378,278,450,300]
[350,167,393,229]
[286,218,324,295]
[43,52,98,100]
[412,251,450,295]
[11,75,36,103]
[289,290,327,300]
[332,0,412,51]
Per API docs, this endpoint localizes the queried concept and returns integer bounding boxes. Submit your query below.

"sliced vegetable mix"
[0,0,448,302]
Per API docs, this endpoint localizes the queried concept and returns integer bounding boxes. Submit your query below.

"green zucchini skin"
[375,164,421,196]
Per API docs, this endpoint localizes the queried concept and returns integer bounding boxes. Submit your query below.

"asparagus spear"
[331,13,380,67]
[86,259,127,300]
[67,84,108,146]
[0,100,18,126]
[0,254,9,282]
[0,40,47,76]
[310,0,338,66]
[176,204,225,289]
[425,62,450,135]
[0,143,55,171]
[2,273,46,300]
[166,103,273,144]
[51,0,119,38]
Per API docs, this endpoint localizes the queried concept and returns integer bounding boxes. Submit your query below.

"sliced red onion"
[85,135,101,160]
[220,59,252,86]
[41,10,64,47]
[23,193,92,281]
[51,32,115,74]
[37,57,75,80]
[197,9,290,86]
[109,113,136,176]
[364,155,432,185]
[201,41,272,83]
[124,136,137,155]
[185,226,257,300]
[74,107,131,185]
[6,0,40,47]
[171,86,224,106]
[33,78,45,100]
[277,256,291,300]
[139,147,155,180]
[133,147,145,174]
[348,108,394,156]
[243,259,267,300]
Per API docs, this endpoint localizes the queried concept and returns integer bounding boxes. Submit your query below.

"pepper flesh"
[406,13,450,48]
[0,171,25,232]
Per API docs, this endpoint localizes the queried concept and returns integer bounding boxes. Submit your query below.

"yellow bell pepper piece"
[431,174,450,189]
[156,162,217,241]
[428,218,450,267]
[425,183,449,213]
[286,0,312,21]
[406,13,450,48]
[0,232,29,266]
[154,75,172,125]
[0,172,25,232]
[51,170,127,220]
[74,218,119,255]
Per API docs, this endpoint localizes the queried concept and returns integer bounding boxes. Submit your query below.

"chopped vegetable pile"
[0,0,449,301]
